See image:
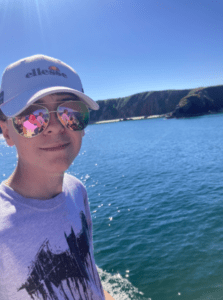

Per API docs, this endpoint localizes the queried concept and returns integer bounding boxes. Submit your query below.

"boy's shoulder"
[64,173,85,187]
[64,173,87,196]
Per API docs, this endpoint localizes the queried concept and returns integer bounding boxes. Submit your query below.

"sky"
[0,0,222,101]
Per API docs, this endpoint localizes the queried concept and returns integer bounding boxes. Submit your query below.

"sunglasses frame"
[9,100,90,138]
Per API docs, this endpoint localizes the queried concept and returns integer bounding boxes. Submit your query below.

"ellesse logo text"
[26,67,67,79]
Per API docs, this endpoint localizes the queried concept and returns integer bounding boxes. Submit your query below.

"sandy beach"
[0,115,165,135]
[92,114,165,125]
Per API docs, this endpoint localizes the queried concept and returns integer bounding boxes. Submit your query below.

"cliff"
[165,85,223,118]
[89,85,223,122]
[89,89,190,122]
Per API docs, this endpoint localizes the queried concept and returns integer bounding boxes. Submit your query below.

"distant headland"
[90,85,223,124]
[0,85,223,133]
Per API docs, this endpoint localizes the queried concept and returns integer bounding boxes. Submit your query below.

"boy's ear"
[81,130,85,137]
[0,120,15,147]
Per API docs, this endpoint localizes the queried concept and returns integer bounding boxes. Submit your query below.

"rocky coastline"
[89,85,223,124]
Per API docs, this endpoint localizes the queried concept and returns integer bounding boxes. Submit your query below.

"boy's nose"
[44,111,65,134]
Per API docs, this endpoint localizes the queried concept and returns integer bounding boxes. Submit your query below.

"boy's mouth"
[39,142,70,151]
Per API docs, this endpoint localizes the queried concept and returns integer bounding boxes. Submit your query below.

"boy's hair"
[0,109,7,122]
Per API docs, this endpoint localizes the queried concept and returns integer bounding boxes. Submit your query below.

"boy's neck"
[4,165,65,200]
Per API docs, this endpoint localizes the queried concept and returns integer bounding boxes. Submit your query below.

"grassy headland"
[89,85,223,124]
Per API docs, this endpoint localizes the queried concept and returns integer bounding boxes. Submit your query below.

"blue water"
[2,114,223,300]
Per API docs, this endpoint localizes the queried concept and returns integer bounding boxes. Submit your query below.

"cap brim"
[0,86,99,118]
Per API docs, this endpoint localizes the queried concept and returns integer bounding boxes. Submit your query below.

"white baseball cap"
[0,54,99,118]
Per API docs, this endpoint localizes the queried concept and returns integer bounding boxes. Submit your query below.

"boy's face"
[1,93,85,174]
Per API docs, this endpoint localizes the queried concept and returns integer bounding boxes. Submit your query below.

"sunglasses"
[9,100,89,138]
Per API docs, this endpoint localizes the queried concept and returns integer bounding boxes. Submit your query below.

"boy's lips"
[39,142,70,151]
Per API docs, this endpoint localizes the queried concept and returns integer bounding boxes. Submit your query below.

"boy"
[0,55,115,300]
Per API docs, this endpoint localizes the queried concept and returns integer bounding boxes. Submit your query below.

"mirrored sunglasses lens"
[58,102,89,131]
[13,106,49,138]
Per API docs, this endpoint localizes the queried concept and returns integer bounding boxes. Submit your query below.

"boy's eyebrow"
[34,92,80,104]
[35,97,79,104]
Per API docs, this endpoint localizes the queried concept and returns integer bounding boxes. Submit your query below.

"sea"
[1,113,223,300]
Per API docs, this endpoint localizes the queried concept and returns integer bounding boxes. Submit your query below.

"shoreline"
[91,114,165,125]
[0,115,164,135]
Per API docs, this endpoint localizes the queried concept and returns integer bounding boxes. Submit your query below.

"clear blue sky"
[0,0,222,101]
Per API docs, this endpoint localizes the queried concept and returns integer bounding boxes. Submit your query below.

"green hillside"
[90,85,223,122]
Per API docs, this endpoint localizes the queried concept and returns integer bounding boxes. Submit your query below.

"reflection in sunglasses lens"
[13,102,89,138]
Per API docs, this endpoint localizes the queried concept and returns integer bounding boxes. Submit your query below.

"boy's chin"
[44,163,71,174]
[32,159,73,174]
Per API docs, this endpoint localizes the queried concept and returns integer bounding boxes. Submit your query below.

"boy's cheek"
[81,130,85,137]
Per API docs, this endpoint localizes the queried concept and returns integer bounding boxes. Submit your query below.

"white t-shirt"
[0,173,105,300]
